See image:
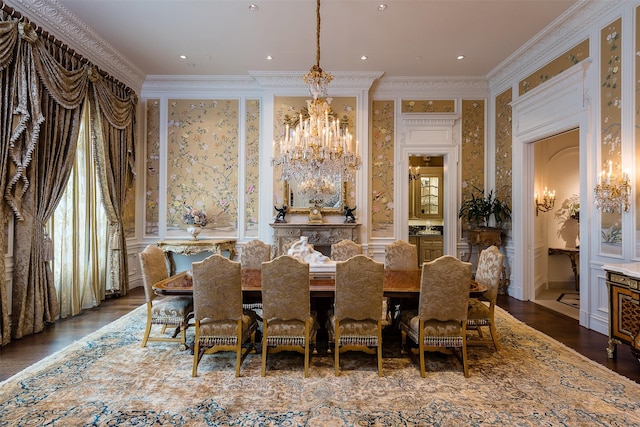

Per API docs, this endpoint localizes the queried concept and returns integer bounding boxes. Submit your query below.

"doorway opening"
[532,128,580,320]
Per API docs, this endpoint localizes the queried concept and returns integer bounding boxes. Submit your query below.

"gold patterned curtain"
[10,25,87,339]
[89,77,136,295]
[0,19,17,345]
[50,103,108,318]
[0,14,137,343]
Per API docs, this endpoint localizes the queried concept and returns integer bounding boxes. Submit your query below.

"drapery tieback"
[42,231,53,261]
[18,22,37,43]
[109,222,121,250]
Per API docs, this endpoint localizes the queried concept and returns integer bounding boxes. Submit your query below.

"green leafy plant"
[458,186,511,228]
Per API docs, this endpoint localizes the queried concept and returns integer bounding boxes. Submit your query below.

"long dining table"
[152,268,488,299]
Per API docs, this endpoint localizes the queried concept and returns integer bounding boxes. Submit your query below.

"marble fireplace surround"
[270,223,361,258]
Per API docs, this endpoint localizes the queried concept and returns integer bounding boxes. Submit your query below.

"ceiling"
[45,0,579,80]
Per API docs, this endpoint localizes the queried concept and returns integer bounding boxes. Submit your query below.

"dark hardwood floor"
[1,288,638,383]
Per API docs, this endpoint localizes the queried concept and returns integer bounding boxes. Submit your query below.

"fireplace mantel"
[270,223,361,257]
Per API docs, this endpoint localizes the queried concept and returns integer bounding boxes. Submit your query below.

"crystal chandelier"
[272,0,362,206]
[594,160,631,214]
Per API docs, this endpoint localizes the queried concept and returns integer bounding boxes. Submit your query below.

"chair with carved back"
[467,245,505,351]
[329,255,385,376]
[261,255,318,377]
[138,244,193,350]
[399,255,472,377]
[330,239,363,262]
[383,240,419,325]
[191,254,259,377]
[240,239,272,311]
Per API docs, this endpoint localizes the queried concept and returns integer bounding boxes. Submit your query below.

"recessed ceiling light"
[249,4,258,12]
[378,4,387,11]
[457,55,465,60]
[179,55,187,59]
[266,55,273,60]
[360,55,368,61]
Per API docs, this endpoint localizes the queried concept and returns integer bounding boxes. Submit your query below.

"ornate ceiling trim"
[488,0,624,93]
[6,0,146,92]
[375,76,489,96]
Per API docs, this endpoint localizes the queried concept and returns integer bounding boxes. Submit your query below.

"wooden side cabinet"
[605,269,640,363]
[419,236,443,264]
[408,235,443,266]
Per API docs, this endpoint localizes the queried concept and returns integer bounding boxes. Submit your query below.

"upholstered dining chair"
[191,254,259,377]
[330,239,363,262]
[138,244,193,350]
[261,255,318,377]
[383,240,419,325]
[240,239,271,312]
[399,255,472,377]
[329,255,385,376]
[467,245,505,351]
[240,239,272,269]
[384,240,419,269]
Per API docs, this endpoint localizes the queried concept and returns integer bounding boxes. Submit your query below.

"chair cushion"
[399,309,463,347]
[327,314,379,346]
[265,313,319,347]
[198,310,259,346]
[151,296,193,325]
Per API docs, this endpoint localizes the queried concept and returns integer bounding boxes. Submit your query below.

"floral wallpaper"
[145,99,161,236]
[272,96,357,212]
[401,100,455,113]
[245,99,260,236]
[600,18,622,251]
[166,99,239,237]
[460,100,485,205]
[520,39,590,95]
[371,100,395,237]
[495,89,513,207]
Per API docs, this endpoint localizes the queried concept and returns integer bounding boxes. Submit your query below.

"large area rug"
[1,304,639,426]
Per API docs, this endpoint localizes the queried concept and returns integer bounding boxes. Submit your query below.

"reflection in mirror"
[284,178,345,213]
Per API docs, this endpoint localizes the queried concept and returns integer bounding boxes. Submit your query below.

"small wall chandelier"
[594,160,630,214]
[535,187,556,216]
[272,0,362,208]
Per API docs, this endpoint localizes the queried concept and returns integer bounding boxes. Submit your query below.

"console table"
[603,263,640,364]
[270,223,361,257]
[157,239,237,275]
[548,247,579,291]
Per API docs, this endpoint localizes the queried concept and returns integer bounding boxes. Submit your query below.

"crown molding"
[488,0,624,92]
[374,76,489,97]
[142,75,261,94]
[248,71,384,91]
[4,0,146,92]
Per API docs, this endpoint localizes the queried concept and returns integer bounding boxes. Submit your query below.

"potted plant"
[458,186,511,229]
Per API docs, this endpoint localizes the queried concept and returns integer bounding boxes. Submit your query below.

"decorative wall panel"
[495,89,513,206]
[371,100,395,237]
[245,99,260,236]
[460,100,485,204]
[166,99,239,237]
[519,39,590,95]
[600,18,622,254]
[401,100,455,113]
[145,99,161,236]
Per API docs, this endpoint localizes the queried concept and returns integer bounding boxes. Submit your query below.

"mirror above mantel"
[284,178,347,214]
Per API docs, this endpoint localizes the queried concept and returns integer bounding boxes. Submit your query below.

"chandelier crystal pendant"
[272,0,362,215]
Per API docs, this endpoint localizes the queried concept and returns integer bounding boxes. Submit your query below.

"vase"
[186,225,202,240]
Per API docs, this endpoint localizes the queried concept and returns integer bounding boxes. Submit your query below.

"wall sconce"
[535,187,556,216]
[594,160,630,214]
